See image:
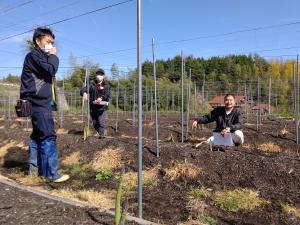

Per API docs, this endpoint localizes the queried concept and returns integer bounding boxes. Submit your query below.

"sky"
[1,0,300,79]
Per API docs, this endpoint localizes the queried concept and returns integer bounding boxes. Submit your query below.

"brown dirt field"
[0,113,299,225]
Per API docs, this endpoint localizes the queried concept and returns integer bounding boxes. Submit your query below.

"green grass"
[199,213,216,225]
[69,163,81,175]
[143,178,158,187]
[73,179,86,189]
[189,187,212,199]
[95,171,114,181]
[212,189,267,212]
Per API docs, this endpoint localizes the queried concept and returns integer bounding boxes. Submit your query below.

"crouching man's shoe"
[52,174,70,183]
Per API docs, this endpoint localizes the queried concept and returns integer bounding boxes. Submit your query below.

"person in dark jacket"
[80,69,110,138]
[20,27,69,182]
[192,94,244,146]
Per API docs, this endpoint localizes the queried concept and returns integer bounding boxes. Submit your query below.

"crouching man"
[192,94,244,146]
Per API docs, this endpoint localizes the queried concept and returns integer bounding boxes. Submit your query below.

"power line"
[157,21,300,46]
[0,0,134,42]
[0,0,82,31]
[0,0,33,14]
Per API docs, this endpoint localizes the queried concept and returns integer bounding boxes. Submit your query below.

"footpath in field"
[0,181,117,225]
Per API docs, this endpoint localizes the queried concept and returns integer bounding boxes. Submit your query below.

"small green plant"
[95,171,113,181]
[83,126,90,140]
[79,171,87,178]
[73,179,85,189]
[143,178,158,187]
[70,163,81,175]
[115,166,127,225]
[190,187,212,199]
[199,213,216,225]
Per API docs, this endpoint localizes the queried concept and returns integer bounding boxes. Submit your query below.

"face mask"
[43,43,53,53]
[95,75,104,83]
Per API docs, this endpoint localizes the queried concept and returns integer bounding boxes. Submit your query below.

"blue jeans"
[29,108,60,180]
[28,138,60,180]
[37,138,60,180]
[28,139,38,175]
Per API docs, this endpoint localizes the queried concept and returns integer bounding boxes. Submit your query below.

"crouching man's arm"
[192,110,216,129]
[229,111,243,132]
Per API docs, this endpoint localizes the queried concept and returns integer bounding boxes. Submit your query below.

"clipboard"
[213,132,234,146]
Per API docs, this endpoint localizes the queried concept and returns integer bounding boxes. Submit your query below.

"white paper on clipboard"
[94,101,109,106]
[213,132,234,146]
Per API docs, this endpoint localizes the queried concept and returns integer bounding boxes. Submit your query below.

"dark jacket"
[80,82,110,110]
[196,106,243,132]
[20,47,59,109]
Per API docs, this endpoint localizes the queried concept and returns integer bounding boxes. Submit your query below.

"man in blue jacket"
[20,27,69,182]
[80,69,110,138]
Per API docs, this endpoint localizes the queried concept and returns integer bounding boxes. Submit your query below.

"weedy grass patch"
[212,189,268,212]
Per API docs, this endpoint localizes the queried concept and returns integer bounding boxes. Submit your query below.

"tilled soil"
[0,182,130,225]
[0,113,300,225]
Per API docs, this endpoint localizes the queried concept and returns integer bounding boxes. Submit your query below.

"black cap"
[96,68,105,75]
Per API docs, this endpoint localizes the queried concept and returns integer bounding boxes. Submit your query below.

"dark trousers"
[91,109,107,136]
[31,108,56,141]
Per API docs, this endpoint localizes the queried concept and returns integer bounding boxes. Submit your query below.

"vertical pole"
[194,83,197,117]
[296,55,299,145]
[202,73,205,113]
[244,83,248,124]
[166,89,169,111]
[268,75,272,114]
[137,0,143,218]
[177,88,180,112]
[8,94,11,125]
[2,96,6,120]
[82,73,87,122]
[60,76,65,128]
[116,74,120,132]
[144,82,147,120]
[293,63,296,117]
[256,77,260,131]
[152,38,159,157]
[86,66,90,132]
[259,77,261,125]
[186,68,191,139]
[172,90,175,112]
[70,92,73,113]
[133,81,136,126]
[74,89,77,113]
[124,89,127,118]
[293,62,296,137]
[201,72,205,130]
[150,86,153,121]
[181,51,185,143]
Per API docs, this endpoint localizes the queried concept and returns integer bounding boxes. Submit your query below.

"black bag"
[15,99,32,117]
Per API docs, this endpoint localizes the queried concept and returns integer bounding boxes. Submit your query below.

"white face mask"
[43,43,53,53]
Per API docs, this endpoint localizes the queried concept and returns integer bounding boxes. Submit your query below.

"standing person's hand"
[95,97,102,104]
[220,128,230,137]
[83,93,88,101]
[50,47,57,55]
[192,120,198,130]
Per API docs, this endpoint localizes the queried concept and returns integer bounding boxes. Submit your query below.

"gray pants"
[91,109,107,136]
